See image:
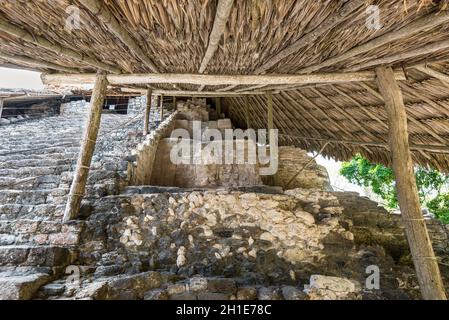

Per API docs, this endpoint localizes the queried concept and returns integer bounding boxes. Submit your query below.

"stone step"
[0,165,73,178]
[0,245,73,267]
[0,204,64,220]
[0,147,80,160]
[0,175,61,187]
[0,152,78,162]
[0,269,52,300]
[0,142,79,153]
[0,190,53,205]
[0,138,80,148]
[0,219,83,246]
[0,158,74,169]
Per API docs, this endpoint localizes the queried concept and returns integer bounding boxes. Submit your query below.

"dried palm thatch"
[1,0,449,170]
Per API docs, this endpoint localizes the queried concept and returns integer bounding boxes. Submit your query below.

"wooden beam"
[218,85,239,92]
[120,88,148,95]
[148,90,269,97]
[63,72,109,222]
[0,16,121,74]
[350,39,449,71]
[42,70,406,86]
[299,10,449,74]
[414,65,449,85]
[0,51,79,73]
[199,0,235,74]
[255,0,365,74]
[78,0,159,72]
[143,90,152,136]
[375,66,447,300]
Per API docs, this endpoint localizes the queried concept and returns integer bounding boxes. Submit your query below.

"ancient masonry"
[0,99,448,300]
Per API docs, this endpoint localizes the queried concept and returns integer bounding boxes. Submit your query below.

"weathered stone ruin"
[0,99,448,300]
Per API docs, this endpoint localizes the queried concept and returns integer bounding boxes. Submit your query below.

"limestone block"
[197,292,229,300]
[281,286,306,300]
[217,119,232,129]
[236,287,258,300]
[258,287,282,300]
[144,289,168,300]
[207,278,236,294]
[0,272,50,300]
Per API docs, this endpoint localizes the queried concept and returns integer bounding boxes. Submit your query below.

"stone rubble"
[0,98,448,300]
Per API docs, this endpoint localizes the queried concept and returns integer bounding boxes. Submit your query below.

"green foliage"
[427,194,449,224]
[340,155,449,224]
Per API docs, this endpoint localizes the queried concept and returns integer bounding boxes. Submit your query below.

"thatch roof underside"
[1,0,449,170]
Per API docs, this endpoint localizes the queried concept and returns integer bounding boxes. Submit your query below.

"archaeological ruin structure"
[0,0,449,301]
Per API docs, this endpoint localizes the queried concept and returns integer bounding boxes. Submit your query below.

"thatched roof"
[1,0,449,170]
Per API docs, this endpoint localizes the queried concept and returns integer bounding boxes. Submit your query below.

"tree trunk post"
[376,66,447,300]
[216,97,222,118]
[63,72,108,223]
[0,98,4,119]
[143,90,152,135]
[159,94,164,122]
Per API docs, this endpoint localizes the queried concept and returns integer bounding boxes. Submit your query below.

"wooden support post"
[159,94,164,121]
[63,73,108,223]
[143,90,152,136]
[173,96,177,110]
[0,98,4,119]
[267,93,274,132]
[216,97,222,118]
[245,96,250,129]
[375,66,447,300]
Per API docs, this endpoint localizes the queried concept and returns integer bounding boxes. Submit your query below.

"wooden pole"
[159,94,164,121]
[350,39,449,71]
[143,90,152,136]
[216,97,222,118]
[41,70,407,87]
[0,98,4,119]
[63,72,108,223]
[199,0,235,73]
[414,65,449,85]
[172,96,177,110]
[152,90,269,97]
[375,66,447,300]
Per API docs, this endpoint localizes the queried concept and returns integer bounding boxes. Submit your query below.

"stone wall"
[127,96,146,117]
[264,146,332,190]
[60,100,88,116]
[128,113,178,185]
[149,138,263,188]
[58,186,418,300]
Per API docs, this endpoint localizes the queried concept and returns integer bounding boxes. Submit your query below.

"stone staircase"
[0,106,154,299]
